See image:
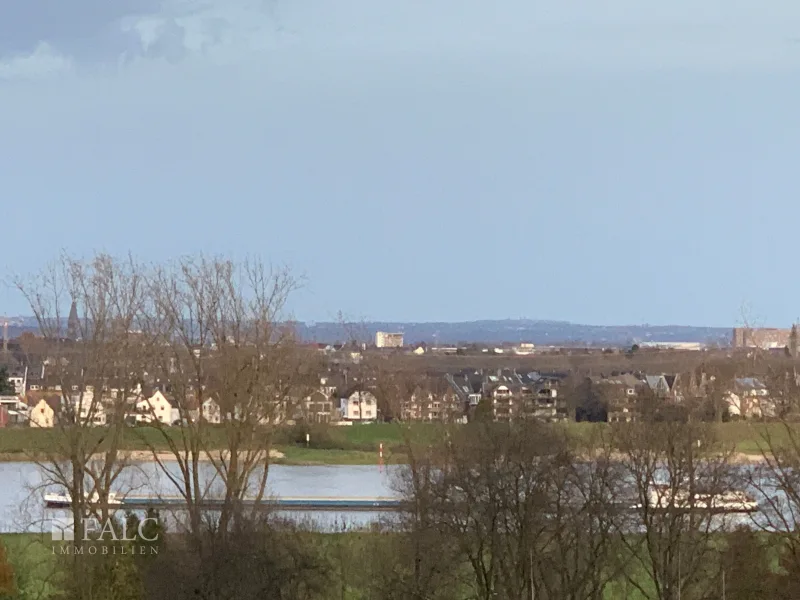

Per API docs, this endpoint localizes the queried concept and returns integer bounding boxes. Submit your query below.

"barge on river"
[45,493,405,512]
[637,484,759,514]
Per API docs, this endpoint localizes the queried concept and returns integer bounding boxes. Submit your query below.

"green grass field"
[0,530,789,600]
[1,534,63,600]
[0,421,796,465]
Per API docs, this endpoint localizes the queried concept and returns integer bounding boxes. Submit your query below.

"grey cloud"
[0,42,73,80]
[142,19,189,63]
[0,0,285,69]
[0,0,163,59]
[4,0,800,76]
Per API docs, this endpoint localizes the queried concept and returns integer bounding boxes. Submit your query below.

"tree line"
[5,252,800,599]
[1,418,800,599]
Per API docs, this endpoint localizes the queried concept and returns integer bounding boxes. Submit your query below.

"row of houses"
[0,389,223,428]
[323,368,571,424]
[588,371,778,422]
[3,360,788,429]
[1,366,574,428]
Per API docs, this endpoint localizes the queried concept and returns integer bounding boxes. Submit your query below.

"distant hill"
[2,317,732,347]
[296,319,732,347]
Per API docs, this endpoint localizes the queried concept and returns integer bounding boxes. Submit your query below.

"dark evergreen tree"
[0,367,14,395]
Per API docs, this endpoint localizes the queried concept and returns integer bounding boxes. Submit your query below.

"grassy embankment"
[0,531,789,600]
[0,422,794,465]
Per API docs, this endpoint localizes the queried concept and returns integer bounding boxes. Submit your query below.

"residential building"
[489,383,515,421]
[0,395,29,426]
[644,374,681,400]
[319,376,340,399]
[375,332,404,349]
[725,378,771,419]
[590,374,644,422]
[339,388,378,421]
[447,371,484,409]
[134,390,173,425]
[516,372,568,422]
[303,391,335,423]
[444,368,568,423]
[201,398,221,424]
[165,395,200,424]
[404,381,464,422]
[71,390,106,426]
[30,398,56,428]
[6,368,26,395]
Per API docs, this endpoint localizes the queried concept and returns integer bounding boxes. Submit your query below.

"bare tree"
[745,418,800,594]
[369,430,463,600]
[14,253,148,600]
[372,365,415,422]
[613,421,737,600]
[400,421,623,600]
[532,428,628,600]
[137,256,311,540]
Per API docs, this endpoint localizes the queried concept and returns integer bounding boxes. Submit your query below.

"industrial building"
[375,331,404,348]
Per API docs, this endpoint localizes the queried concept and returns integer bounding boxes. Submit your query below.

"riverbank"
[0,446,767,466]
[0,421,790,465]
[0,447,399,466]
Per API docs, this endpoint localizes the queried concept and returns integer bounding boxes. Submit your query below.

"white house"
[135,391,173,425]
[202,398,221,424]
[7,372,26,395]
[71,390,106,426]
[0,395,29,425]
[339,389,378,421]
[30,398,55,428]
[725,378,771,419]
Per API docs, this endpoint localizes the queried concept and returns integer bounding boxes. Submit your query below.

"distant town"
[2,315,799,429]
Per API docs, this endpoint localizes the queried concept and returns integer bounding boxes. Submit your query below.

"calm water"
[0,462,399,533]
[1,461,793,534]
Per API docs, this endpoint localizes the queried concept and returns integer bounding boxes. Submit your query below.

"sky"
[1,0,800,327]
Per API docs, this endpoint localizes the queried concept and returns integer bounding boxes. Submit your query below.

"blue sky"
[1,0,799,327]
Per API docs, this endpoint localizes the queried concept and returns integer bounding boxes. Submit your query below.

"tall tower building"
[67,301,80,340]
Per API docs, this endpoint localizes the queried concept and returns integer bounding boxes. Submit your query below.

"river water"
[1,461,793,534]
[0,462,399,533]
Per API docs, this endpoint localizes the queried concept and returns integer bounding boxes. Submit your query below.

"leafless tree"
[137,256,312,540]
[372,366,416,422]
[613,421,737,600]
[744,418,800,594]
[14,253,148,600]
[397,421,625,600]
[367,430,463,600]
[531,428,627,600]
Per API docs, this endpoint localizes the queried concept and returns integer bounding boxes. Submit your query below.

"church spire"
[67,301,80,340]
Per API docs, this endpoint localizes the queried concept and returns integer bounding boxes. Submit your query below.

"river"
[0,461,793,534]
[0,462,399,533]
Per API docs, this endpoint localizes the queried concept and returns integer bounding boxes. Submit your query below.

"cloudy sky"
[2,0,800,326]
